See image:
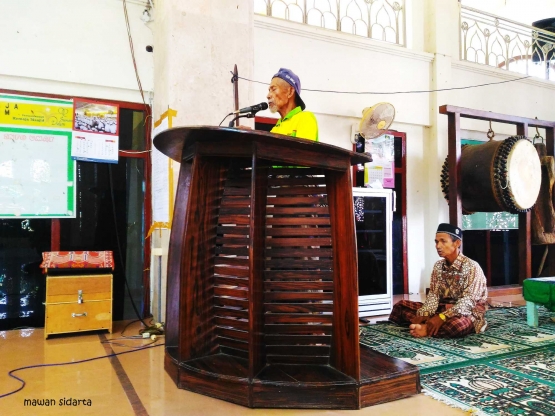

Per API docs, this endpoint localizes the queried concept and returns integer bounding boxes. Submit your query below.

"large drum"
[440,136,541,214]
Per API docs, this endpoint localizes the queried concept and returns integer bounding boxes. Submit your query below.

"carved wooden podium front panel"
[154,127,419,409]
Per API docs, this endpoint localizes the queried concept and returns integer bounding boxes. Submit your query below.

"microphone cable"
[219,112,233,126]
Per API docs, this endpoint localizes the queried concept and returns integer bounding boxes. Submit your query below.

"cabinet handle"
[78,290,83,304]
[72,312,88,318]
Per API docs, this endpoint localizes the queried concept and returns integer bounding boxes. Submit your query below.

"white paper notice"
[71,131,119,164]
[364,133,395,188]
[152,118,170,223]
[0,130,75,217]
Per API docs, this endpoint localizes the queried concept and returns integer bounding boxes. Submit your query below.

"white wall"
[3,0,554,295]
[253,15,433,142]
[0,0,153,102]
[253,14,433,294]
[253,0,555,294]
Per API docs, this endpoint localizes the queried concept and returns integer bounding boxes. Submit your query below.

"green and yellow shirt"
[270,106,318,141]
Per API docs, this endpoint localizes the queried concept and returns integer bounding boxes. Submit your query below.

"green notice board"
[0,94,75,218]
[460,139,518,231]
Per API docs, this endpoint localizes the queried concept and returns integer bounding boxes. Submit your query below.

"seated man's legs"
[389,300,424,325]
[389,300,475,338]
[435,315,474,338]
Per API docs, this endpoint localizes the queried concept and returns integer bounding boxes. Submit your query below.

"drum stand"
[440,105,555,284]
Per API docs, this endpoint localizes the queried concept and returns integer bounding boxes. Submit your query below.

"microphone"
[233,102,268,114]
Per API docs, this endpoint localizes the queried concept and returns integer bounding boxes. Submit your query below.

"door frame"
[0,88,152,317]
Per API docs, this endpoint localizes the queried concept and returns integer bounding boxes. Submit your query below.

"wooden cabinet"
[44,273,113,339]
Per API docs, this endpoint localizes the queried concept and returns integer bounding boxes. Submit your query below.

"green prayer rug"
[360,307,555,415]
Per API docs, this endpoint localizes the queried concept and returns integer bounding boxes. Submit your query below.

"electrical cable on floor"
[0,343,165,400]
[120,318,143,337]
[100,337,161,349]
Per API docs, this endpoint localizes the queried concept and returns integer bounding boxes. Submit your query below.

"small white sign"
[71,131,119,164]
[152,118,170,223]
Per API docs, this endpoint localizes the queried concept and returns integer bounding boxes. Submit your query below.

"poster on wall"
[152,117,170,224]
[71,100,119,163]
[149,107,177,231]
[0,94,75,218]
[364,133,395,188]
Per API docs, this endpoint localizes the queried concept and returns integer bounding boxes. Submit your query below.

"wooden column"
[165,161,192,365]
[248,156,268,383]
[543,126,555,276]
[517,123,531,282]
[51,219,60,251]
[326,165,360,381]
[447,112,462,228]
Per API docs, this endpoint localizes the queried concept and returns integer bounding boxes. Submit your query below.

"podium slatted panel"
[263,167,333,365]
[214,161,252,359]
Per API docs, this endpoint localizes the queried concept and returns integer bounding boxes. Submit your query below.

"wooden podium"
[154,127,419,409]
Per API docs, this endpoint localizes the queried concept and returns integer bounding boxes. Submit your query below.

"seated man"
[389,223,488,338]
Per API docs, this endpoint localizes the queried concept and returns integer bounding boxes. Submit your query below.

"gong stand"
[440,105,555,283]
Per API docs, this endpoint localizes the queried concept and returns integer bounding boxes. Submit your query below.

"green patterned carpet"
[360,307,555,415]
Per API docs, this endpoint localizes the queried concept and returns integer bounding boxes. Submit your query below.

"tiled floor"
[0,293,525,416]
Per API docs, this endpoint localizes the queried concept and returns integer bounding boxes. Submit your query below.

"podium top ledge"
[153,126,371,165]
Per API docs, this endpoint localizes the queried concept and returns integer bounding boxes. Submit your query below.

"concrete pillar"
[149,0,254,320]
[421,0,460,291]
[152,0,254,125]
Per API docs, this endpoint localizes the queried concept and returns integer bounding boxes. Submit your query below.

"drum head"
[507,139,541,210]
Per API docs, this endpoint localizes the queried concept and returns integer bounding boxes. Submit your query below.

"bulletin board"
[0,94,76,218]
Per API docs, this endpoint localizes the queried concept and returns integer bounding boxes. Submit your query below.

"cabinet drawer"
[45,301,112,335]
[46,274,112,303]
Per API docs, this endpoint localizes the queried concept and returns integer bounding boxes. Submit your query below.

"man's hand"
[426,314,445,336]
[410,315,427,325]
[236,125,253,130]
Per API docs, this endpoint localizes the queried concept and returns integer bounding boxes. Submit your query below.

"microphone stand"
[228,112,256,128]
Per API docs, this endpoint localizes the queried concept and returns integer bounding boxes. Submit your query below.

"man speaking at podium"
[267,68,319,142]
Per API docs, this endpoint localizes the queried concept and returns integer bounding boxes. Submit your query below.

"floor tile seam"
[97,333,149,416]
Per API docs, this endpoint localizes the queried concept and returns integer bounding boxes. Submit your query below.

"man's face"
[435,233,460,259]
[267,78,295,114]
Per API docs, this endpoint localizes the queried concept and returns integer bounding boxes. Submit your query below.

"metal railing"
[460,5,555,81]
[254,0,406,46]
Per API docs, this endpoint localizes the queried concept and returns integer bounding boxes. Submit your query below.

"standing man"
[389,223,488,338]
[267,68,318,141]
